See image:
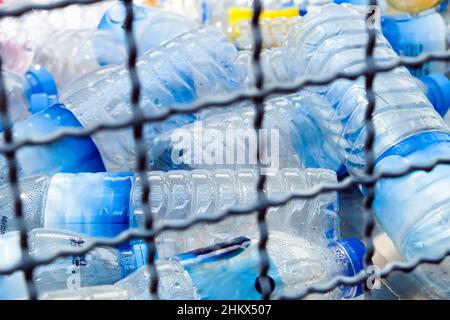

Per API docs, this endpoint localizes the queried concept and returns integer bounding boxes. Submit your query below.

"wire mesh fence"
[0,0,449,300]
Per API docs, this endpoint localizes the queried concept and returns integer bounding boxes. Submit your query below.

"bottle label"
[375,131,450,166]
[44,172,134,237]
[178,237,283,299]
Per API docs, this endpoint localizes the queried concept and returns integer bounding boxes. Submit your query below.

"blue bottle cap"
[420,73,450,117]
[330,238,366,298]
[439,0,449,12]
[25,67,58,113]
[98,3,153,42]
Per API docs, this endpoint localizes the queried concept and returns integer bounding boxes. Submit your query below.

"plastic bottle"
[238,51,448,177]
[0,0,116,73]
[1,67,58,124]
[39,232,366,300]
[0,27,246,181]
[58,27,246,172]
[283,3,450,297]
[147,91,344,174]
[0,168,339,255]
[0,228,147,300]
[381,7,447,77]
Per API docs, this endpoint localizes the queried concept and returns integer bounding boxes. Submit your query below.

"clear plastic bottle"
[39,232,366,300]
[0,0,116,73]
[148,92,343,174]
[283,3,450,297]
[0,168,339,255]
[381,7,447,77]
[1,67,58,124]
[0,228,146,299]
[0,27,246,181]
[59,27,246,172]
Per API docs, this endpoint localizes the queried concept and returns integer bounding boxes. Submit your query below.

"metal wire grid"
[0,0,449,300]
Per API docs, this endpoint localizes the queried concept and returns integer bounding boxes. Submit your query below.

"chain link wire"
[0,0,450,300]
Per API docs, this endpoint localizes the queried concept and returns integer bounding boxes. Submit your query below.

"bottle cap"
[420,73,450,117]
[330,238,366,298]
[98,3,153,45]
[25,67,58,113]
[439,0,449,11]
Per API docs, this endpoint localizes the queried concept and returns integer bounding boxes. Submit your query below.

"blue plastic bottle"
[39,232,366,300]
[283,3,450,296]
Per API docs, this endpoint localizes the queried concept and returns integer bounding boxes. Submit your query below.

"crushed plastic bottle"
[0,27,246,181]
[0,168,339,255]
[283,3,450,297]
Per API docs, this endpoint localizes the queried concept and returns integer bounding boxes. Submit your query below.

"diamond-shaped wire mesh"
[0,0,450,300]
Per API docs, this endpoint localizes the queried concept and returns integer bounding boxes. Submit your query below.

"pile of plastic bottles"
[0,0,449,300]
